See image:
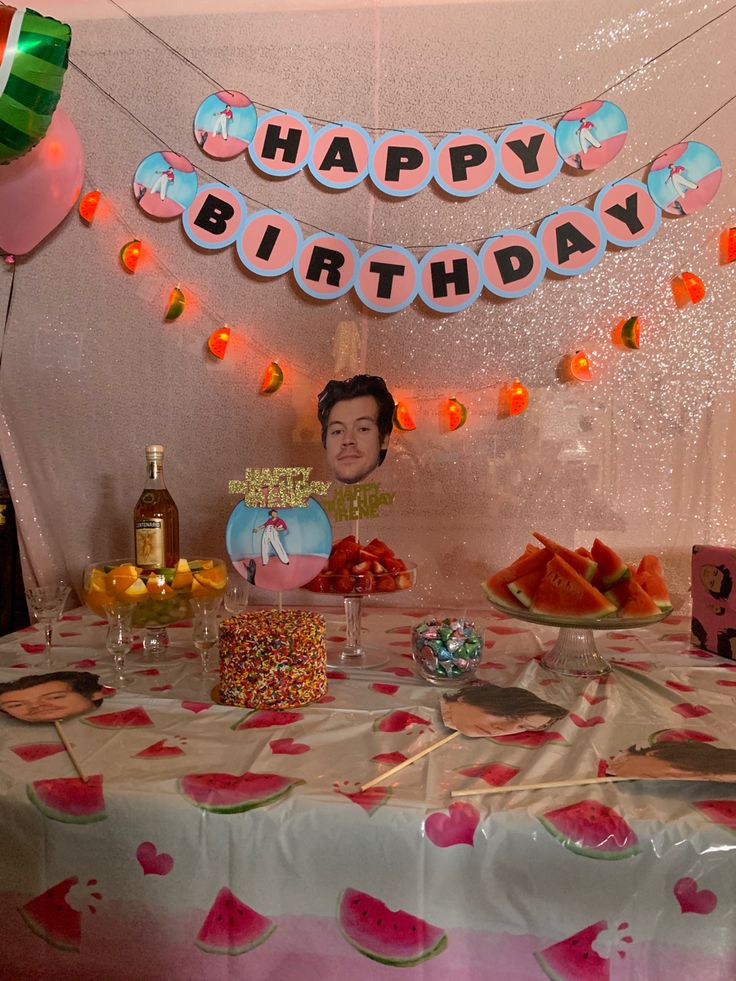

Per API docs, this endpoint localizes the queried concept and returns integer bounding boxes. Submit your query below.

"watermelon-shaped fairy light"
[507,379,529,416]
[208,325,230,359]
[722,227,736,264]
[78,190,101,224]
[445,397,467,431]
[261,361,284,394]
[673,271,705,305]
[119,240,142,273]
[393,401,416,431]
[568,350,593,382]
[613,316,640,349]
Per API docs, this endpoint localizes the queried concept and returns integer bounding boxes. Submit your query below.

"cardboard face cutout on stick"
[606,740,736,783]
[317,375,395,485]
[0,672,106,724]
[440,682,568,738]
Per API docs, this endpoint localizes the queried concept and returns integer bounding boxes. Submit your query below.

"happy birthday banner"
[133,94,723,314]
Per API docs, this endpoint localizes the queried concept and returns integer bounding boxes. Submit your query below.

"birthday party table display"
[1,603,736,979]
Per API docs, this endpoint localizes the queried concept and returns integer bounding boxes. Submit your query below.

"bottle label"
[136,519,165,568]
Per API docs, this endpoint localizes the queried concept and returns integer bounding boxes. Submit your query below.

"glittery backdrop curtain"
[0,0,735,610]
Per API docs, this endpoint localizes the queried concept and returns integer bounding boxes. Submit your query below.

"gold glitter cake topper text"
[229,467,331,508]
[321,482,395,522]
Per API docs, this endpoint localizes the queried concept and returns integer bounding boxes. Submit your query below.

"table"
[1,604,736,980]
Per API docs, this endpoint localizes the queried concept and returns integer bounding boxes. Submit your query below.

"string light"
[393,401,417,431]
[119,239,142,273]
[207,325,230,359]
[612,316,640,349]
[568,350,593,382]
[673,271,705,305]
[445,397,468,431]
[507,379,529,417]
[164,285,186,321]
[78,190,100,223]
[722,227,736,264]
[261,361,284,393]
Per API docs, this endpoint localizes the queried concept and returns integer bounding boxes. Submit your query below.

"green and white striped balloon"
[0,5,71,164]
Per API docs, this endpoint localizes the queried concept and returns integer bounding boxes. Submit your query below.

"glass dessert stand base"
[486,600,669,678]
[313,564,417,671]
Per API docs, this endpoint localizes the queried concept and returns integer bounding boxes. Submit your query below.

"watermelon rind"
[27,775,107,825]
[539,799,640,860]
[195,887,276,955]
[337,888,448,967]
[178,772,303,813]
[19,877,81,953]
[533,921,609,981]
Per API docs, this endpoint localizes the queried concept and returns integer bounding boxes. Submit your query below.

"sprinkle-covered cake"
[219,610,327,709]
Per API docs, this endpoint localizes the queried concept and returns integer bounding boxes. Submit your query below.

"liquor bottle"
[133,445,179,570]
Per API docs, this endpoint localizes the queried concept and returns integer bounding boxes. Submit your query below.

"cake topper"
[440,683,567,738]
[321,481,395,522]
[0,671,107,724]
[317,374,395,485]
[228,467,330,508]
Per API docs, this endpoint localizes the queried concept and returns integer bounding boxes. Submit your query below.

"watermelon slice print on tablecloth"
[19,876,103,952]
[456,763,520,786]
[11,742,65,762]
[134,739,185,759]
[336,785,392,815]
[692,799,736,833]
[490,730,569,750]
[539,799,640,860]
[27,775,106,824]
[178,772,303,813]
[534,920,633,981]
[269,737,310,755]
[81,707,154,728]
[649,729,716,745]
[195,887,276,955]
[231,709,303,731]
[372,752,408,766]
[425,802,480,847]
[337,888,447,967]
[373,710,430,732]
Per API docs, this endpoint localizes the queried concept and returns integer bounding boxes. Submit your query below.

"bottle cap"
[145,444,164,457]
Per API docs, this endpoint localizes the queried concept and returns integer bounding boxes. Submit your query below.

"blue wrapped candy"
[412,616,483,685]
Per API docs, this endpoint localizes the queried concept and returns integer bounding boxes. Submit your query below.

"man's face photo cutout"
[0,671,106,723]
[317,375,394,485]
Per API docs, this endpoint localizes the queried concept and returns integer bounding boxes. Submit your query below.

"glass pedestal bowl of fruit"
[305,535,416,669]
[82,558,227,660]
[482,534,672,678]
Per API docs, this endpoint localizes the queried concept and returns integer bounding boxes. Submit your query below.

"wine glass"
[191,597,221,677]
[223,578,250,616]
[104,603,134,688]
[24,582,71,667]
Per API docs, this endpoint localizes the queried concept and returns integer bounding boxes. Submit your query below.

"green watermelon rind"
[26,777,107,825]
[18,906,79,953]
[532,952,571,981]
[194,888,277,955]
[18,876,81,952]
[178,773,304,814]
[337,889,448,967]
[538,813,640,861]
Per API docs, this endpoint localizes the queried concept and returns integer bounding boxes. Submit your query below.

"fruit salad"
[305,536,415,595]
[82,558,227,626]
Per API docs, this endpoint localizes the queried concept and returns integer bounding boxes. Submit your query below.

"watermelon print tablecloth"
[1,606,735,980]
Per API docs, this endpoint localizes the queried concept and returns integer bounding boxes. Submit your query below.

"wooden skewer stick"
[451,775,635,799]
[361,731,459,791]
[54,720,88,783]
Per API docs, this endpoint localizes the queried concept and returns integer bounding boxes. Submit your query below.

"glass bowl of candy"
[81,558,227,658]
[412,617,483,685]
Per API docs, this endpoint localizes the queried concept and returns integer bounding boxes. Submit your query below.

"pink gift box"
[691,545,736,659]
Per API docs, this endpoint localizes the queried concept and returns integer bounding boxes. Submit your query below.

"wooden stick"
[54,721,88,783]
[361,731,459,791]
[277,592,283,612]
[451,775,635,799]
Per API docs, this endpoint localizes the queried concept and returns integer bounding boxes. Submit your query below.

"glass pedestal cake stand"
[485,598,669,677]
[308,564,417,670]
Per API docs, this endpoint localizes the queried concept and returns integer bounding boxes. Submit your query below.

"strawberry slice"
[327,549,348,572]
[376,575,397,592]
[372,561,387,574]
[354,572,375,593]
[352,560,372,574]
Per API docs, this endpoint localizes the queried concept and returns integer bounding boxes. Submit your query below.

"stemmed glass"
[104,603,134,688]
[191,597,221,678]
[223,578,250,616]
[24,583,71,667]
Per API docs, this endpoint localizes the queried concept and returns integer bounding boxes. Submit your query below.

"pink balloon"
[0,108,84,255]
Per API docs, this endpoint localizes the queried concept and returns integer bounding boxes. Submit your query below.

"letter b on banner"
[183,183,246,249]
